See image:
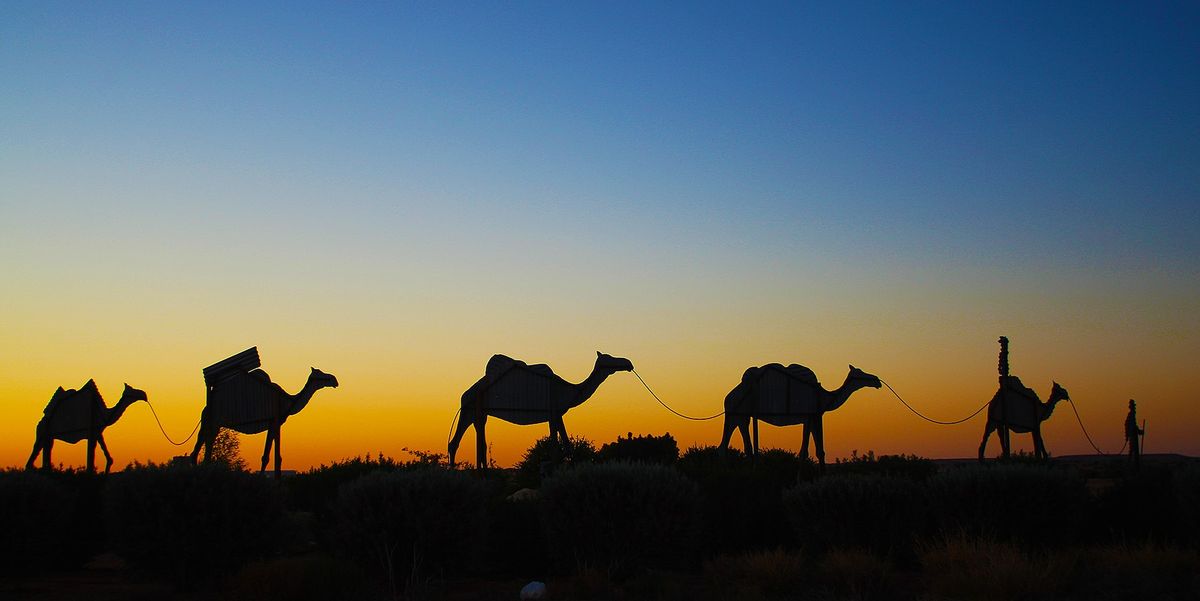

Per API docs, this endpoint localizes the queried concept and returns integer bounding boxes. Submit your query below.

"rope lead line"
[1066,397,1124,456]
[882,380,990,425]
[145,401,201,446]
[632,370,725,421]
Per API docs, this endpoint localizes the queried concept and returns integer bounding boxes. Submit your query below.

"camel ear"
[849,364,856,371]
[597,351,601,357]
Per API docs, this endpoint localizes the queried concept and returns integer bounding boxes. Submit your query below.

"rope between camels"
[145,401,201,446]
[882,380,990,425]
[632,370,724,421]
[1066,397,1125,456]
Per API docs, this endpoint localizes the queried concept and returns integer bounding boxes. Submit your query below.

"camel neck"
[106,393,140,427]
[287,375,321,416]
[570,365,611,409]
[826,373,865,412]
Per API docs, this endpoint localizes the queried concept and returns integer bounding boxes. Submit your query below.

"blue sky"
[2,2,1199,464]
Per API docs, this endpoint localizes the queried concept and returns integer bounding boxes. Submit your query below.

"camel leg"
[1000,427,1011,459]
[261,427,275,473]
[1032,429,1046,460]
[718,416,735,453]
[979,422,995,462]
[812,419,826,471]
[800,424,812,460]
[274,429,283,479]
[87,437,97,473]
[448,408,474,468]
[737,420,753,457]
[97,434,114,473]
[26,431,43,470]
[42,439,53,471]
[190,410,210,464]
[475,415,488,471]
[752,417,760,457]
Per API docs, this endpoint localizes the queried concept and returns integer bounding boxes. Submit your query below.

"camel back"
[989,375,1042,430]
[42,381,104,442]
[203,347,261,388]
[205,370,280,433]
[479,354,573,425]
[727,364,822,423]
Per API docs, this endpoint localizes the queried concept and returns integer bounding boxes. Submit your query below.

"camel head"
[1050,381,1069,403]
[595,351,634,373]
[310,367,339,390]
[848,365,883,389]
[121,383,149,404]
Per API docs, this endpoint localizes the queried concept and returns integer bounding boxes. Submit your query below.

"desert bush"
[829,450,937,481]
[330,468,489,595]
[784,474,925,559]
[285,454,401,520]
[678,446,812,556]
[597,432,680,465]
[702,549,815,600]
[818,547,900,601]
[919,534,1070,601]
[1093,464,1192,546]
[0,469,77,573]
[926,463,1087,547]
[1066,544,1200,599]
[105,462,285,587]
[227,554,372,601]
[540,462,699,575]
[1175,463,1200,547]
[513,435,596,489]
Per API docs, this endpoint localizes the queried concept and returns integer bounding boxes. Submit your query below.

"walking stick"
[1140,419,1146,455]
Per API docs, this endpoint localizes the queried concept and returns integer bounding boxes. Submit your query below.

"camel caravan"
[25,338,1112,476]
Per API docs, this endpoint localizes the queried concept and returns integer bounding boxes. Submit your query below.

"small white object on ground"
[520,580,546,599]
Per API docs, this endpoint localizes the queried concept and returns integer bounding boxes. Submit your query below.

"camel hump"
[485,354,556,379]
[1000,375,1039,402]
[752,363,819,387]
[784,364,819,386]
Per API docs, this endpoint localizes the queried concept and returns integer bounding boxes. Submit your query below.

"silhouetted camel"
[26,380,148,473]
[190,367,338,478]
[719,364,882,468]
[978,378,1069,461]
[449,351,634,469]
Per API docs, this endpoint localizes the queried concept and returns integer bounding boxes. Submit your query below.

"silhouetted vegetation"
[597,432,680,465]
[513,435,596,489]
[329,467,489,597]
[540,462,699,577]
[104,462,284,587]
[4,444,1198,599]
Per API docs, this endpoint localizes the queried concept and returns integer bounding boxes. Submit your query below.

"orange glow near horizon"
[3,324,1197,471]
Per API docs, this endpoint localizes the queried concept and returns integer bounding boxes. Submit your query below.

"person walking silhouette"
[1125,399,1144,468]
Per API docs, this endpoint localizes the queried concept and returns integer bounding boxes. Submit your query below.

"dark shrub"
[285,454,401,521]
[0,469,76,573]
[1176,464,1200,547]
[228,554,372,601]
[1094,464,1185,546]
[927,464,1087,547]
[105,463,285,587]
[540,462,699,575]
[330,468,489,594]
[829,450,938,481]
[597,432,679,465]
[784,474,925,558]
[513,435,596,489]
[679,446,813,556]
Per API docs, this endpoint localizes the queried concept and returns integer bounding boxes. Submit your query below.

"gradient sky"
[3,2,1198,470]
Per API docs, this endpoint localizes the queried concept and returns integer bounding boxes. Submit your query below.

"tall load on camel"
[201,347,283,433]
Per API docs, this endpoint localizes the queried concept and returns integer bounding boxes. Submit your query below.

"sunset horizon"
[4,3,1198,472]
